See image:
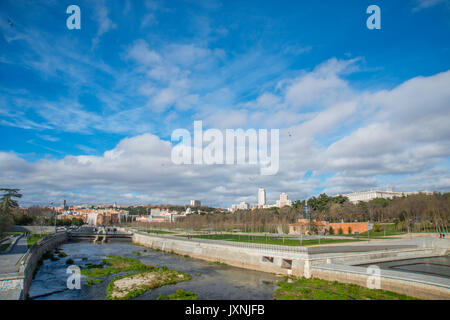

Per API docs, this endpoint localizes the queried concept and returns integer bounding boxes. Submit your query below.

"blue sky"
[0,0,449,207]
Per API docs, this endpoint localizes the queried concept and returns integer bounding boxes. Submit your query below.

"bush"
[348,227,352,234]
[338,228,343,235]
[328,227,334,235]
[373,223,382,232]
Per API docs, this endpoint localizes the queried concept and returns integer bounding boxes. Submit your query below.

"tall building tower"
[258,188,266,206]
[190,200,201,207]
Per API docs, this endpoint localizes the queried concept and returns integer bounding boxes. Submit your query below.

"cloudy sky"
[0,0,449,207]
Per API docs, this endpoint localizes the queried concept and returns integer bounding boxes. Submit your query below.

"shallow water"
[29,241,281,300]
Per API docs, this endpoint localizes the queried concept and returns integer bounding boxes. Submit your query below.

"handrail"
[131,229,309,254]
[16,232,66,267]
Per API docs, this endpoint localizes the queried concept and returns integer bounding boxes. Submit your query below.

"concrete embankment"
[132,231,308,276]
[19,232,68,300]
[131,231,450,300]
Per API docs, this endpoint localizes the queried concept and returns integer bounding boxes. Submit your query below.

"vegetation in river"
[106,266,192,300]
[66,258,74,264]
[157,289,198,300]
[86,278,103,287]
[57,251,67,258]
[42,251,59,261]
[208,261,228,266]
[274,276,417,300]
[81,255,152,278]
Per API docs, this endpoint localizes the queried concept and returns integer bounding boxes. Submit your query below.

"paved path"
[0,234,28,274]
[0,234,28,300]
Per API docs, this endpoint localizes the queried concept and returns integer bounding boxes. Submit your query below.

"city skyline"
[0,0,449,207]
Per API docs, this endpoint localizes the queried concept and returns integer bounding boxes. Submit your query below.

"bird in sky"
[8,19,13,27]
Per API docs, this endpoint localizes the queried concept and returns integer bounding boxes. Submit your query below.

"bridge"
[67,227,132,244]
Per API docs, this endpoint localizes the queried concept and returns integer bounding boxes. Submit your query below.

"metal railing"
[16,232,66,268]
[131,229,309,255]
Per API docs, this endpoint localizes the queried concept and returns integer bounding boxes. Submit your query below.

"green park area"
[188,233,361,246]
[0,241,11,252]
[140,229,175,235]
[27,233,50,247]
[274,277,416,300]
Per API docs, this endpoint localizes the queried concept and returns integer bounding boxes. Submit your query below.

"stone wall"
[19,232,68,300]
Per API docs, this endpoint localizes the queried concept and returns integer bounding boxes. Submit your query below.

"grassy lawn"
[27,233,50,247]
[275,277,417,300]
[188,234,361,246]
[140,229,174,235]
[0,242,11,252]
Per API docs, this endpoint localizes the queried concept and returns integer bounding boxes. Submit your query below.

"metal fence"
[131,229,309,255]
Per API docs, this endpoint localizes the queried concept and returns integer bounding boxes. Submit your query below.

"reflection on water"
[29,241,281,300]
[359,256,450,279]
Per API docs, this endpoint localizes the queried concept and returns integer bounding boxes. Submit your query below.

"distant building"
[150,208,161,216]
[276,193,292,208]
[258,188,266,206]
[62,200,67,209]
[231,201,250,212]
[340,189,435,204]
[190,200,201,207]
[289,219,371,235]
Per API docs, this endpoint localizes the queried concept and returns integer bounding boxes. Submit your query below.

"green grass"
[27,233,50,247]
[141,229,174,234]
[188,234,361,246]
[274,277,417,300]
[208,261,228,266]
[0,242,11,252]
[157,289,198,300]
[6,232,23,236]
[81,255,153,278]
[86,278,103,287]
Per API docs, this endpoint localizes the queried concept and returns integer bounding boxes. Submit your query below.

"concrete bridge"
[68,227,132,244]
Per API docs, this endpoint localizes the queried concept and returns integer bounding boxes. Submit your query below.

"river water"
[29,241,281,300]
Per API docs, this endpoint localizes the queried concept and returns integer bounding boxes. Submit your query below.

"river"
[29,241,281,300]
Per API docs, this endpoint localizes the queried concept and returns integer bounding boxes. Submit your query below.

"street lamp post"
[50,201,56,234]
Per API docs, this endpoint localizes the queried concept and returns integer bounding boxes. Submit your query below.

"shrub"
[328,227,334,235]
[373,223,382,232]
[338,228,343,235]
[348,227,352,234]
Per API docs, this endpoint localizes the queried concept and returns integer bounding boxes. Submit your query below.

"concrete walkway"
[0,234,28,300]
[0,234,28,274]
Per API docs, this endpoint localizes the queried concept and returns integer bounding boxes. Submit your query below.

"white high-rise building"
[276,193,292,208]
[258,188,266,206]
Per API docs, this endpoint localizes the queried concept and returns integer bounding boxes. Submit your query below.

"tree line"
[135,193,449,233]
